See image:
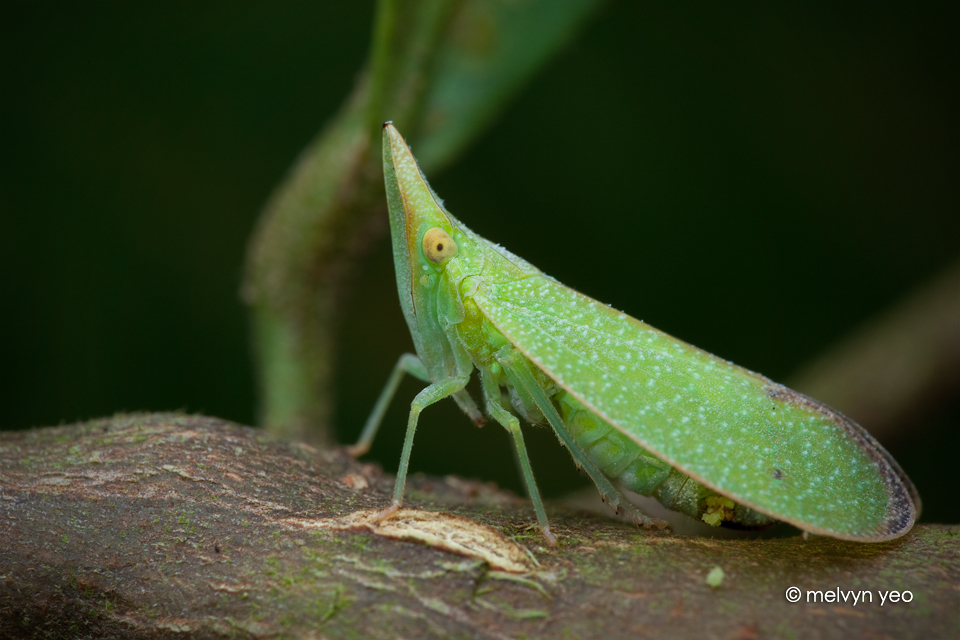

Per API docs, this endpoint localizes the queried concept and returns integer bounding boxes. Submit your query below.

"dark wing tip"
[765,383,920,541]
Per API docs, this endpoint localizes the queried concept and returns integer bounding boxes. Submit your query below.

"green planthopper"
[349,122,920,545]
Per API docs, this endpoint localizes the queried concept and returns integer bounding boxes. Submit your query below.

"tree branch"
[1,414,955,639]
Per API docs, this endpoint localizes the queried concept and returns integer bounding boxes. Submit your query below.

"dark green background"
[3,3,957,522]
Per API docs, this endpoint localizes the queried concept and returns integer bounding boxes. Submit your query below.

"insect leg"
[349,353,429,457]
[480,366,557,546]
[500,353,668,530]
[452,389,485,427]
[375,373,472,523]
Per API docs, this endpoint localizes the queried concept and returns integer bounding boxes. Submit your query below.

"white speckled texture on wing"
[473,275,916,540]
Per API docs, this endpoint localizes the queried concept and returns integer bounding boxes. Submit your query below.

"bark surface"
[1,414,956,639]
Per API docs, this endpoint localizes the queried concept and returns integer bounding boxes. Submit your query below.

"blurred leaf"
[414,0,600,169]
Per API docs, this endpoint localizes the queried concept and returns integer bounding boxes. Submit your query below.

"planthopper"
[349,123,920,546]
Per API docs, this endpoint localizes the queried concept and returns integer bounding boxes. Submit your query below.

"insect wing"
[472,274,918,540]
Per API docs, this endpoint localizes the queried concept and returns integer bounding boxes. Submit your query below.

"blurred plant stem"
[790,258,960,444]
[243,0,603,446]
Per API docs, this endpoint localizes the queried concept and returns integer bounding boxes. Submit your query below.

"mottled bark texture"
[1,414,956,639]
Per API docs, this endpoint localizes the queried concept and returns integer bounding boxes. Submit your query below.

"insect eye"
[422,228,458,264]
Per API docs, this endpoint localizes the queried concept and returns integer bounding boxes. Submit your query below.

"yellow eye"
[422,228,458,264]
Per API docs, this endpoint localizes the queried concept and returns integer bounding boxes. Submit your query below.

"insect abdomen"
[556,392,775,529]
[556,392,670,492]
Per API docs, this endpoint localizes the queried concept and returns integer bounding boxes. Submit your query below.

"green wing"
[472,273,919,540]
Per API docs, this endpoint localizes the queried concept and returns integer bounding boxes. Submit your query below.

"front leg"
[375,374,472,523]
[349,353,429,457]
